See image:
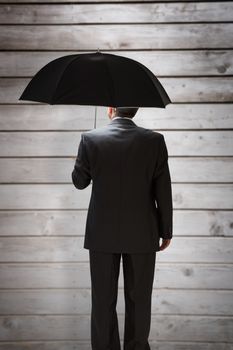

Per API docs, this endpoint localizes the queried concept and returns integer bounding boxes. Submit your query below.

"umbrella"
[19,50,171,128]
[19,50,171,108]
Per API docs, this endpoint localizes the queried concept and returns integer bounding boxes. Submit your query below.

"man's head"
[108,107,139,120]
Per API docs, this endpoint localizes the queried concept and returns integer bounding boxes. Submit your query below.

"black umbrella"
[19,51,171,109]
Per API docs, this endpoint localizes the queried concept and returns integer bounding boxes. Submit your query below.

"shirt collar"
[112,116,133,121]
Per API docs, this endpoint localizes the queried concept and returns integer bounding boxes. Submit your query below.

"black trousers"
[89,250,156,350]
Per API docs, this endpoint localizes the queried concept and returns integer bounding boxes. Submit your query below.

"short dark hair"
[115,107,139,119]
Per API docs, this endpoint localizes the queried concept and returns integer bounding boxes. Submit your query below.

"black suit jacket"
[72,117,173,253]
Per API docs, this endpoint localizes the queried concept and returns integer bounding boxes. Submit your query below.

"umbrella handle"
[94,106,97,129]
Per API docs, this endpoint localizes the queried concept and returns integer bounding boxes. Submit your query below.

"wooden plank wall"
[0,1,233,349]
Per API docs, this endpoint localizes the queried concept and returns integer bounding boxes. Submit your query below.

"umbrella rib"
[132,58,171,106]
[51,55,81,105]
[102,56,116,107]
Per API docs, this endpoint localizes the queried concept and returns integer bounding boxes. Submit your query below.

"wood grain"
[1,51,232,77]
[0,131,232,156]
[1,3,233,24]
[0,236,232,263]
[0,24,233,50]
[0,289,232,315]
[0,157,233,182]
[0,314,232,342]
[1,263,232,289]
[0,183,233,209]
[0,342,231,350]
[1,104,233,130]
[0,210,232,237]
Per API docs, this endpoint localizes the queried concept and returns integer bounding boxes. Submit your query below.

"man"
[72,106,173,350]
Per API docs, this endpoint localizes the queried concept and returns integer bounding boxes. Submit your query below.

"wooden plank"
[0,131,82,156]
[0,0,217,2]
[0,184,233,209]
[1,51,233,77]
[2,77,233,104]
[0,184,91,210]
[171,183,233,209]
[1,104,233,130]
[161,77,233,103]
[0,263,232,289]
[161,131,233,156]
[1,157,233,183]
[0,131,233,156]
[165,158,233,182]
[1,3,233,24]
[97,104,233,129]
[0,289,232,316]
[0,341,232,350]
[0,210,87,236]
[0,314,232,342]
[149,316,233,342]
[0,210,232,237]
[0,342,232,350]
[0,236,232,263]
[0,24,232,50]
[0,105,95,130]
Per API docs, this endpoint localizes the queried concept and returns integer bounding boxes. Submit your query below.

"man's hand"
[159,238,171,251]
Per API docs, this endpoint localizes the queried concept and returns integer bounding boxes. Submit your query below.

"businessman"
[72,107,173,350]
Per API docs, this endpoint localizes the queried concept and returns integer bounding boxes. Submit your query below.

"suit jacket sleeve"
[152,134,173,239]
[71,133,92,190]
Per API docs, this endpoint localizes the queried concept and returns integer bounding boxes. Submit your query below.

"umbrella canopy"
[19,51,171,108]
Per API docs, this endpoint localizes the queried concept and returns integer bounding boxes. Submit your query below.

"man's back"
[72,117,173,253]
